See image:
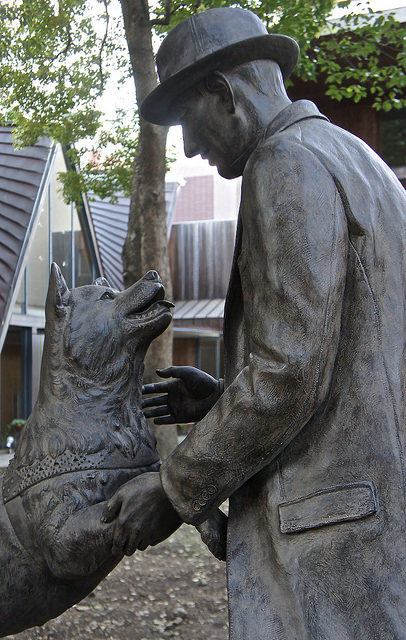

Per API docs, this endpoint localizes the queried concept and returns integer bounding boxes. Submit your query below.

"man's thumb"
[156,367,173,378]
[101,497,122,523]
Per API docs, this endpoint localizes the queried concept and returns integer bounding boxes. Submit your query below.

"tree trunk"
[120,0,178,459]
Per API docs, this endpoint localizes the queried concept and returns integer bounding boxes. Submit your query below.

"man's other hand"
[101,472,181,556]
[142,366,223,424]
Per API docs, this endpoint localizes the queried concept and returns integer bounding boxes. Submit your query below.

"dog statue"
[0,264,225,637]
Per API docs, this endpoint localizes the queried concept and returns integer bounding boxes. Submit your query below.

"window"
[12,147,96,319]
[26,195,50,316]
[381,108,406,169]
[73,208,92,287]
[3,146,98,430]
[51,150,73,286]
[0,328,32,442]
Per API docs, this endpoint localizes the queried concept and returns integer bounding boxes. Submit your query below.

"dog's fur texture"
[0,265,176,636]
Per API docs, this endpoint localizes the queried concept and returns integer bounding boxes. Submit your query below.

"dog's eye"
[100,290,115,300]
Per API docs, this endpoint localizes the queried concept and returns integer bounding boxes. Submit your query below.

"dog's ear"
[92,276,111,287]
[46,263,69,319]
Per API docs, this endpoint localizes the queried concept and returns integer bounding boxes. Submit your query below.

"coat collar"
[223,101,329,345]
[265,99,329,138]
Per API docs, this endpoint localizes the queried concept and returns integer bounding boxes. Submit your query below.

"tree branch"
[49,25,72,65]
[150,0,172,26]
[98,0,110,92]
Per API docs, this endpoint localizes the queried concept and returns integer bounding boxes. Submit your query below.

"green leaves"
[153,0,406,113]
[0,0,108,147]
[1,0,405,205]
[58,108,139,202]
[0,0,133,201]
[307,9,406,111]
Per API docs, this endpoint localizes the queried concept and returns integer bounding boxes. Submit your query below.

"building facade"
[0,128,102,442]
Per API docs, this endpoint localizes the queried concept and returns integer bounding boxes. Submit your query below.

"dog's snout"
[145,270,161,283]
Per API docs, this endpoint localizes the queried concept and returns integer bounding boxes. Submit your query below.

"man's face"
[172,85,246,179]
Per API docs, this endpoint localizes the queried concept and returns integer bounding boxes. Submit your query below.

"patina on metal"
[0,265,176,636]
[105,7,406,639]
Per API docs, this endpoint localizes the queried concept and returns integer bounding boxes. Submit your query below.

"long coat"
[161,100,406,639]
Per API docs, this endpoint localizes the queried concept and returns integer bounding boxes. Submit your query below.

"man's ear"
[205,71,236,114]
[45,263,69,319]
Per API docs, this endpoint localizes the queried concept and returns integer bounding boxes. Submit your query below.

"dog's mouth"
[126,288,174,325]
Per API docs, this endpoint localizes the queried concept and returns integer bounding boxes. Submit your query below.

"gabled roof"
[174,298,224,320]
[88,195,129,291]
[0,127,55,342]
[0,128,104,349]
[88,182,179,291]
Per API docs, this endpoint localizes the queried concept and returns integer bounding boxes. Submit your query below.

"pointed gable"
[0,128,53,334]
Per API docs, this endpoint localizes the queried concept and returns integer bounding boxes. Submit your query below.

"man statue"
[103,8,406,638]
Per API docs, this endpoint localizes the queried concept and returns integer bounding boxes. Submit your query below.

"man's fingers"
[112,523,127,556]
[154,415,177,425]
[101,496,123,524]
[158,366,195,381]
[142,381,169,394]
[142,395,168,408]
[144,406,170,418]
[137,538,149,551]
[155,367,174,378]
[124,530,141,556]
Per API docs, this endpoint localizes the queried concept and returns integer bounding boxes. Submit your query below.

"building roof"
[87,195,129,291]
[88,182,179,291]
[174,298,225,320]
[0,128,104,349]
[0,127,54,342]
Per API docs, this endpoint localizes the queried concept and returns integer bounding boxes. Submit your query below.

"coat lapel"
[223,213,243,343]
[222,101,328,366]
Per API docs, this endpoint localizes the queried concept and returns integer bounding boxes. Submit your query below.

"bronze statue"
[0,265,170,635]
[0,265,225,637]
[104,7,406,639]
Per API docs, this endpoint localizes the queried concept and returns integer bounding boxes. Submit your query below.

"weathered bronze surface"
[105,7,406,639]
[0,265,173,636]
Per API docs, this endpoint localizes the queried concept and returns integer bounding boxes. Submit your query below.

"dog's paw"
[196,509,227,561]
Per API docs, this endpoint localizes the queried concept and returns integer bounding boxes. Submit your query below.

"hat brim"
[141,33,299,126]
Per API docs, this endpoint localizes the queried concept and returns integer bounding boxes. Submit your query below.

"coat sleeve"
[161,138,349,525]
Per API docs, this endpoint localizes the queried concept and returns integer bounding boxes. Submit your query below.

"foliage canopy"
[0,0,405,200]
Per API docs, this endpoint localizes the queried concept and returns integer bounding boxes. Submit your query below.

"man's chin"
[217,164,242,180]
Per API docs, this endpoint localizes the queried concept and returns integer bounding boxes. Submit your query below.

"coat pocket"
[278,481,377,534]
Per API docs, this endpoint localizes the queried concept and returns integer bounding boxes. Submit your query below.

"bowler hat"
[141,7,299,125]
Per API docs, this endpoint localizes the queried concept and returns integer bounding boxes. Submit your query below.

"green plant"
[6,419,26,437]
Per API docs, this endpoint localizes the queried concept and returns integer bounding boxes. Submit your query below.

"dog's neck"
[6,355,158,501]
[13,354,151,469]
[36,356,145,420]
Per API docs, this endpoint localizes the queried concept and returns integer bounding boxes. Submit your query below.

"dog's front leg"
[42,502,119,580]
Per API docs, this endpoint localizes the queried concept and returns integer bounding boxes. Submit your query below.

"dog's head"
[43,264,173,383]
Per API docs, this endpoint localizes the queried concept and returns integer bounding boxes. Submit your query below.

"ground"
[6,525,228,640]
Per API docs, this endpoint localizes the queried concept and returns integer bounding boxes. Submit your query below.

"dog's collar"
[2,451,160,503]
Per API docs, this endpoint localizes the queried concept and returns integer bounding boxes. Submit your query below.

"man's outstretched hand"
[142,366,223,424]
[101,472,181,556]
